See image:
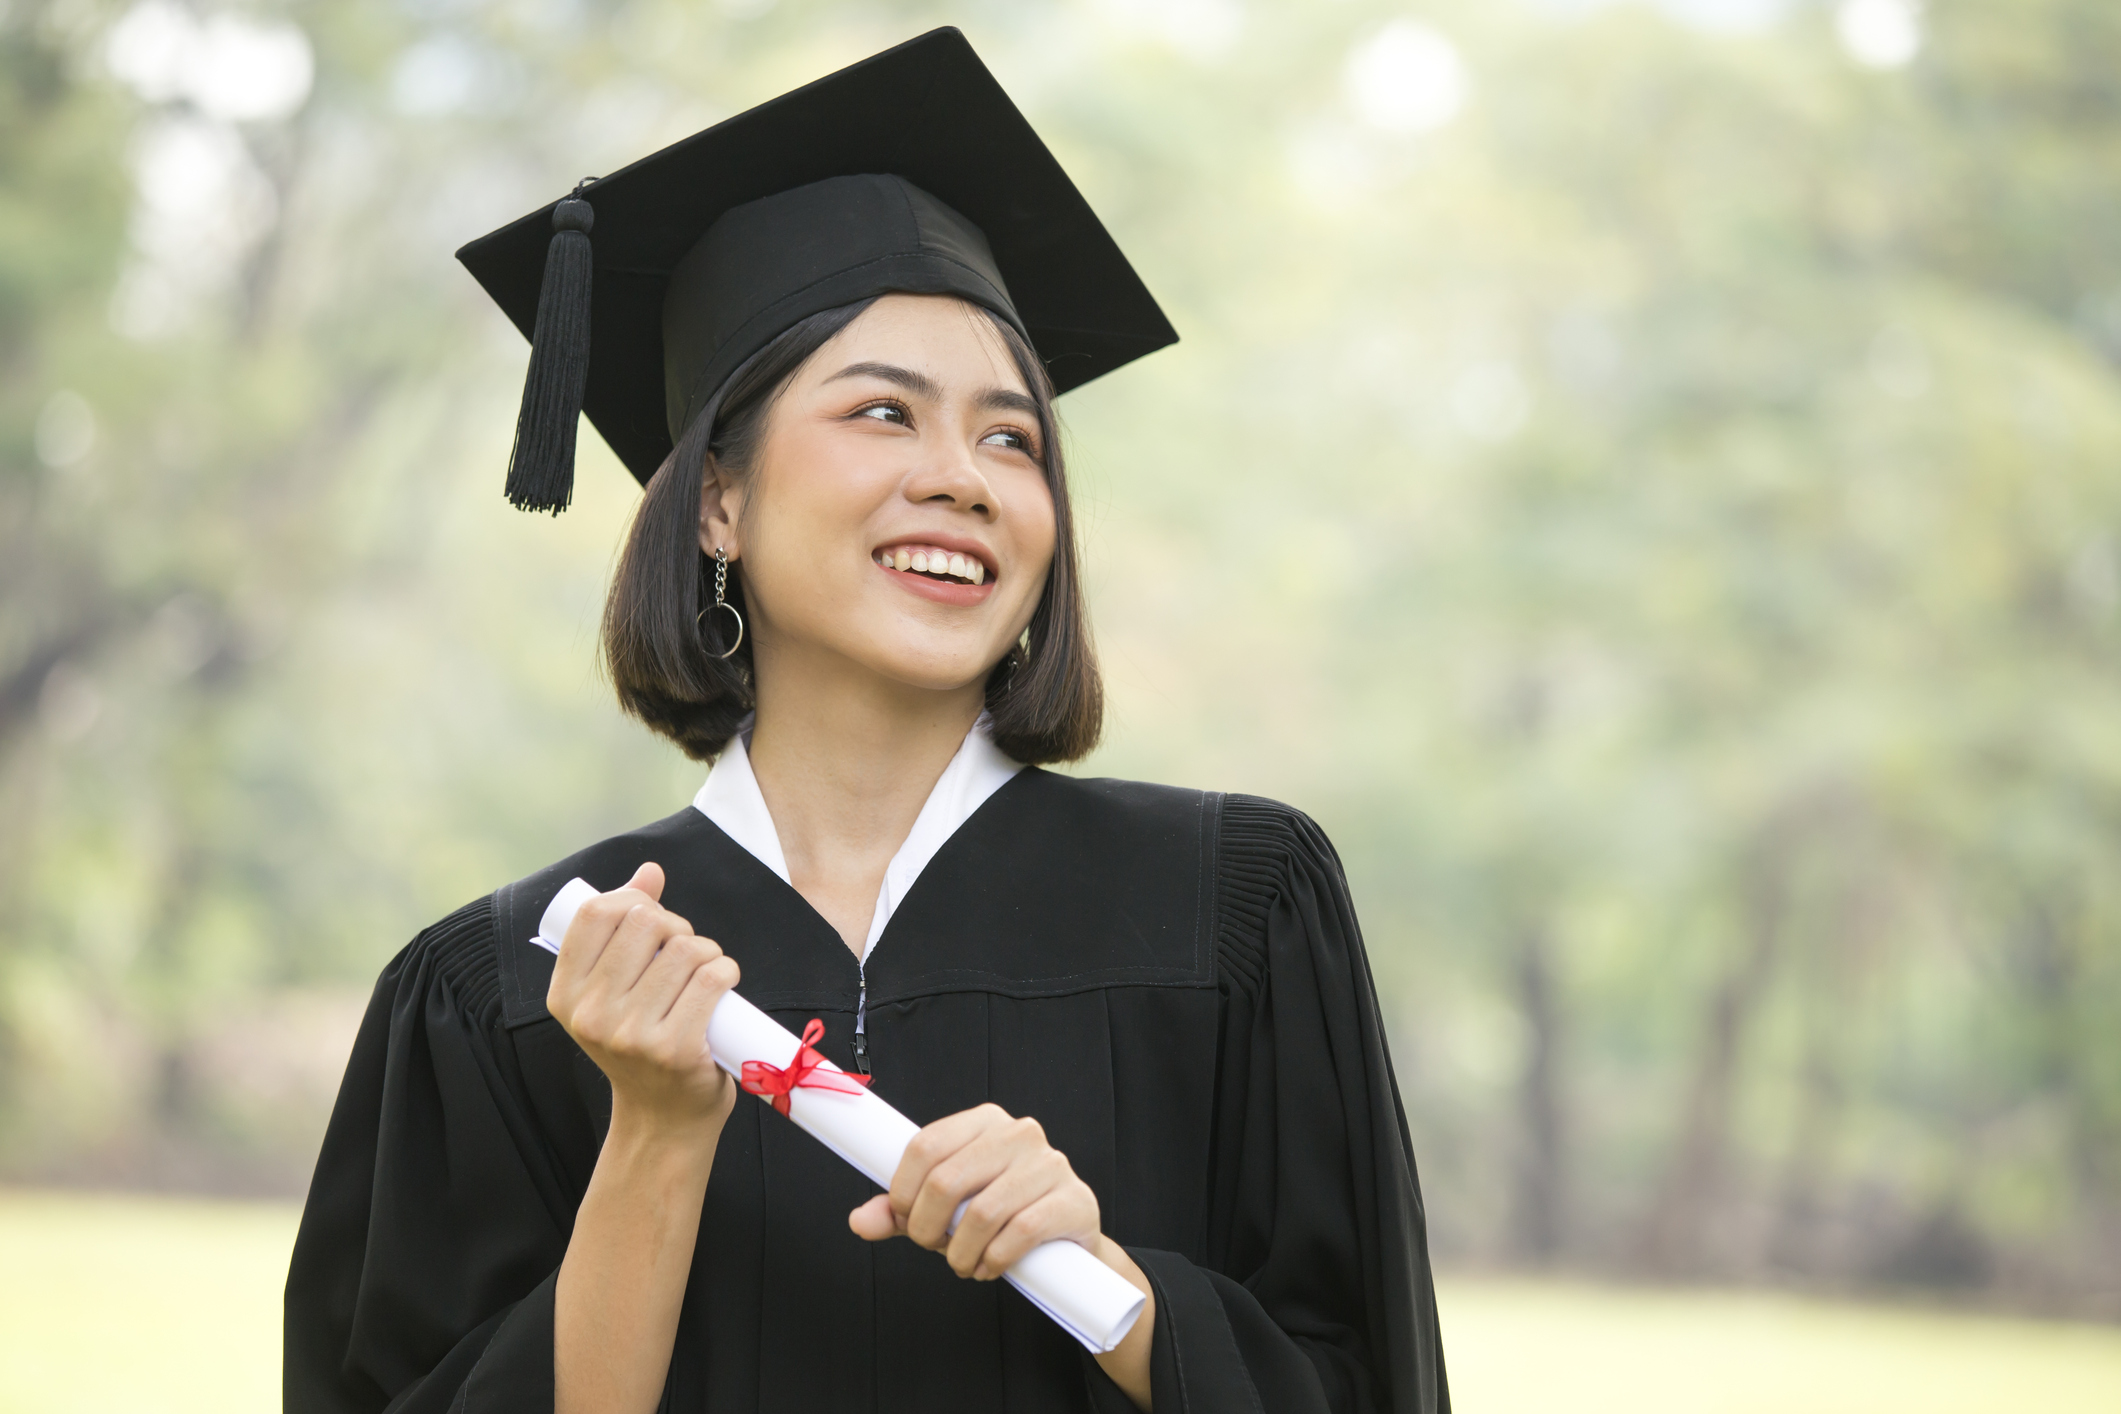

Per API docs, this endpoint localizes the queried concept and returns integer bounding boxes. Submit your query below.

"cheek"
[1011,476,1060,584]
[746,435,896,575]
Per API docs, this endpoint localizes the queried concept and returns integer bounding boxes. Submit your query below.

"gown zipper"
[853,961,871,1074]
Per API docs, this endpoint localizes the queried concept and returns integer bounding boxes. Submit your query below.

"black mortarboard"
[456,27,1177,514]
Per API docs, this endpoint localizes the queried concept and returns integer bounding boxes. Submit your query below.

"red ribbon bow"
[740,1018,872,1117]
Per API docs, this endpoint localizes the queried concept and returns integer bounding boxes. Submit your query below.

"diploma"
[531,877,1147,1354]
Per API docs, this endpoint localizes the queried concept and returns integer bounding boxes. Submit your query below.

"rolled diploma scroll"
[532,877,1147,1354]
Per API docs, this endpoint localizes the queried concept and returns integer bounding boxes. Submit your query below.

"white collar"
[691,714,1024,959]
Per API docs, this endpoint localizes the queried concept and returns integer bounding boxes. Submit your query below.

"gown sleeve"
[284,896,579,1413]
[1090,795,1450,1414]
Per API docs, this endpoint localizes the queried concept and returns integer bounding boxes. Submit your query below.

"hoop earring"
[697,547,744,660]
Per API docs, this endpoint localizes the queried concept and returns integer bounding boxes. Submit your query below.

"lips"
[871,538,998,606]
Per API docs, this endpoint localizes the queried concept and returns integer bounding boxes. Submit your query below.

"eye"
[981,427,1036,454]
[855,400,910,426]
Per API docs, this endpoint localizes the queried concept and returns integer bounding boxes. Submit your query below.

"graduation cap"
[456,26,1178,514]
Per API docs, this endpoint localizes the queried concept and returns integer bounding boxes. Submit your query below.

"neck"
[746,638,987,954]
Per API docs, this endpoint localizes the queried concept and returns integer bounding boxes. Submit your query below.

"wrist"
[605,1091,728,1173]
[1090,1235,1156,1410]
[1092,1235,1151,1297]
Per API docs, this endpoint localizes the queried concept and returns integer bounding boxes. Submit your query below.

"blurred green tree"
[1,0,2116,1312]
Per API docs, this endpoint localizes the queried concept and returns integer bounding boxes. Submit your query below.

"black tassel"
[505,190,595,514]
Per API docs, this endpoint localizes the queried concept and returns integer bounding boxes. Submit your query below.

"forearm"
[554,1104,722,1414]
[1090,1236,1156,1410]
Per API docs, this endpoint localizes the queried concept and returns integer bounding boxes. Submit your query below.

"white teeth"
[877,546,986,583]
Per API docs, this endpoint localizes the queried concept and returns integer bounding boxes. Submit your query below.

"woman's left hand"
[848,1103,1099,1279]
[850,1102,1156,1407]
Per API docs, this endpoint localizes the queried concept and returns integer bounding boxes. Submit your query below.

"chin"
[860,639,1005,694]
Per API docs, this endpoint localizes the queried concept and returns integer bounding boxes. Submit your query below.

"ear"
[699,454,745,559]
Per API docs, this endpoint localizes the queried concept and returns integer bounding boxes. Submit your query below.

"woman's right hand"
[546,862,742,1137]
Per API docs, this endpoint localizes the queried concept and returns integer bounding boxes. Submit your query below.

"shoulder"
[1212,793,1354,998]
[999,768,1214,843]
[384,807,723,1032]
[1004,772,1342,883]
[1217,792,1344,877]
[1014,773,1337,872]
[381,892,506,1028]
[491,807,722,950]
[1005,775,1351,988]
[1001,767,1206,816]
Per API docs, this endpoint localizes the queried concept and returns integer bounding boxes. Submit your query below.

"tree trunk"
[1511,921,1566,1263]
[1766,1031,1843,1275]
[1634,843,1790,1274]
[2024,898,2121,1308]
[1767,870,1881,1276]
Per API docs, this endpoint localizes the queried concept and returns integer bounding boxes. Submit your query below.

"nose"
[903,437,997,520]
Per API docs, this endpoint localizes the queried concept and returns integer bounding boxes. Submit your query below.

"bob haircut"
[603,295,1103,765]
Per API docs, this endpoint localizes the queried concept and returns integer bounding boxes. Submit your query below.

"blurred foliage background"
[4,0,2119,1325]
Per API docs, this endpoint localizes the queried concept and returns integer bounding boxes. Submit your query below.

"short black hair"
[602,297,1103,764]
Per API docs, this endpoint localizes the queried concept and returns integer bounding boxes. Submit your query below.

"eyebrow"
[825,361,1040,420]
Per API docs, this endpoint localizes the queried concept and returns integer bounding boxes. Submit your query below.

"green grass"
[1,1190,2118,1412]
[1441,1276,2121,1414]
[0,1191,297,1414]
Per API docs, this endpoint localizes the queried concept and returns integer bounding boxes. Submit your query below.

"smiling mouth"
[873,544,989,586]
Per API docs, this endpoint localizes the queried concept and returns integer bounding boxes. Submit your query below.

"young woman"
[285,30,1447,1414]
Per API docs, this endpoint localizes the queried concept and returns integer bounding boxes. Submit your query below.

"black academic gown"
[284,772,1449,1413]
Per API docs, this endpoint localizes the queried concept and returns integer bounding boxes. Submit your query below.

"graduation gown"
[284,771,1449,1413]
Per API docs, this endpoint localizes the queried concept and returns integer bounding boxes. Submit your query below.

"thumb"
[622,861,665,901]
[848,1193,904,1243]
